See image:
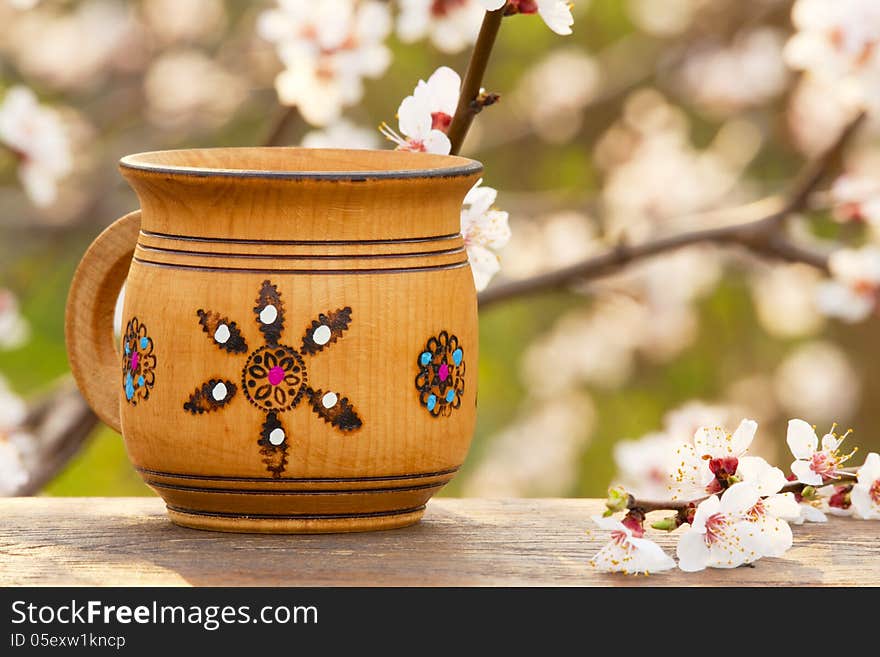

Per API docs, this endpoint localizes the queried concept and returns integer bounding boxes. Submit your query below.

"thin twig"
[625,469,860,516]
[447,8,505,155]
[478,112,866,309]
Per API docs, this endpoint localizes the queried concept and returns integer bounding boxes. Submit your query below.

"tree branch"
[624,469,859,516]
[447,8,505,155]
[478,112,866,309]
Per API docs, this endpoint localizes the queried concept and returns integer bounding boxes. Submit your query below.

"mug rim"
[119,147,483,181]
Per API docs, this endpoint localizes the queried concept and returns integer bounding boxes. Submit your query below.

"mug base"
[165,504,426,534]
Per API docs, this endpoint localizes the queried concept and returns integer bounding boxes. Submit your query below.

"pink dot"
[438,363,449,382]
[268,366,285,386]
[130,351,139,371]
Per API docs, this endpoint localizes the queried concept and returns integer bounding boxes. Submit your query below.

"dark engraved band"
[133,257,469,274]
[140,229,462,245]
[147,480,445,496]
[138,244,466,260]
[166,504,427,520]
[135,465,460,483]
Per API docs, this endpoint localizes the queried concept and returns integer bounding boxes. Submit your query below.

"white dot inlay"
[322,392,338,409]
[214,324,231,344]
[260,304,278,324]
[268,427,285,445]
[312,324,332,345]
[211,382,228,402]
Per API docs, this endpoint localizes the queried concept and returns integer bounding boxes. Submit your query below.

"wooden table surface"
[0,498,876,586]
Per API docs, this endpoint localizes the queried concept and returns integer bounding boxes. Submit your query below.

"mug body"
[116,148,481,532]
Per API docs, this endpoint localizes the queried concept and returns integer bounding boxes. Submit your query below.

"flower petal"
[415,66,461,117]
[466,244,501,292]
[422,129,452,155]
[397,94,431,140]
[763,492,801,521]
[787,419,818,460]
[537,0,574,35]
[737,456,787,496]
[691,494,720,531]
[791,459,823,486]
[793,503,827,525]
[589,540,630,573]
[820,433,840,451]
[730,419,758,455]
[719,481,760,516]
[744,516,793,558]
[816,281,875,323]
[676,529,710,572]
[858,452,880,483]
[693,425,729,457]
[627,537,677,573]
[851,485,880,519]
[591,514,627,533]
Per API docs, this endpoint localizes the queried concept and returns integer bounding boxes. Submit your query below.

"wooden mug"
[66,148,482,533]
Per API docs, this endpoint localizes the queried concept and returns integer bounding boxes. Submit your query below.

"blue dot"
[125,372,133,386]
[452,348,463,366]
[426,395,437,412]
[140,337,149,349]
[125,382,135,400]
[138,375,145,387]
[420,352,432,366]
[446,389,455,403]
[124,342,130,354]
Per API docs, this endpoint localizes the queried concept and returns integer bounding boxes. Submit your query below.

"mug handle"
[65,210,141,433]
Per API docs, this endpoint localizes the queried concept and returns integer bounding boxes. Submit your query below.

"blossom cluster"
[0,86,71,207]
[0,289,30,496]
[591,418,878,575]
[257,0,393,127]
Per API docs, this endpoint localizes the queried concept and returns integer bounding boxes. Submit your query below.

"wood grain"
[66,148,482,533]
[0,498,876,586]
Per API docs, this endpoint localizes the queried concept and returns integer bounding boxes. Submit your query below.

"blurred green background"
[1,0,878,498]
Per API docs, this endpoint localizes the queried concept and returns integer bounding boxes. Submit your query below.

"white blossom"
[751,264,825,338]
[785,0,880,111]
[301,119,379,150]
[397,0,484,53]
[668,419,758,499]
[792,500,828,525]
[737,456,799,557]
[816,246,880,322]
[773,341,860,423]
[676,482,765,571]
[461,179,511,291]
[677,28,789,116]
[0,290,29,350]
[851,451,880,519]
[589,515,675,575]
[258,0,391,126]
[4,1,135,92]
[480,0,574,36]
[144,49,246,129]
[0,375,28,497]
[613,431,679,499]
[380,66,459,154]
[0,86,72,207]
[787,419,856,486]
[830,171,880,231]
[513,47,599,143]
